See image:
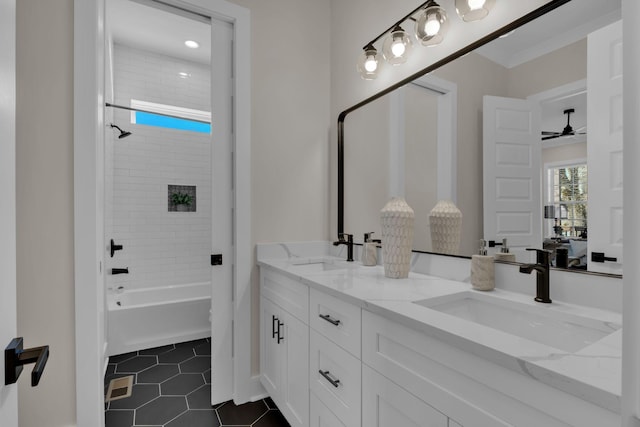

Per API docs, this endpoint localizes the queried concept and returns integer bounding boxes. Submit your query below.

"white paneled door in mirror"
[483,96,542,262]
[587,20,623,275]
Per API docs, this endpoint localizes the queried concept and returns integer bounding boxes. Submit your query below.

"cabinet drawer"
[362,364,447,427]
[261,269,309,324]
[309,329,361,427]
[309,288,361,358]
[310,392,347,427]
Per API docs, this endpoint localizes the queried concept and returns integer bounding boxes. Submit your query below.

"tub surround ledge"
[257,242,622,415]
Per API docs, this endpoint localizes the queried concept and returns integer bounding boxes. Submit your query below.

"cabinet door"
[279,310,309,427]
[310,392,347,427]
[362,365,448,427]
[260,297,281,397]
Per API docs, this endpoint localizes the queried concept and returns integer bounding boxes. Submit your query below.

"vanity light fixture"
[357,44,382,80]
[358,0,497,79]
[382,25,413,65]
[455,0,495,22]
[184,40,199,49]
[415,1,449,47]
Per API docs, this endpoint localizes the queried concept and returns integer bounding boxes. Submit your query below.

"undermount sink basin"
[413,292,620,353]
[288,258,357,273]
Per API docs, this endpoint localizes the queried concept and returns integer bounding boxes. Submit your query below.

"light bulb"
[468,0,485,10]
[415,2,448,47]
[424,15,441,37]
[391,40,406,57]
[455,0,495,22]
[382,26,412,65]
[364,55,378,72]
[357,45,382,79]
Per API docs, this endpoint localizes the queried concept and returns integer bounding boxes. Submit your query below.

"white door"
[587,20,623,275]
[0,0,18,424]
[483,95,542,261]
[210,18,234,405]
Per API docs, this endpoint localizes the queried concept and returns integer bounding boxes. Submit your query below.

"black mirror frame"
[337,0,571,244]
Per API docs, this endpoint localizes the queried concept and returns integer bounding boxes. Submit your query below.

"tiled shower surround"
[105,339,290,427]
[106,43,213,291]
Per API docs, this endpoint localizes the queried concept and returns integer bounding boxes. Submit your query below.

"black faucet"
[333,233,354,262]
[519,248,552,303]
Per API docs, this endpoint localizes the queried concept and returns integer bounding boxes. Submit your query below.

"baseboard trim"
[234,374,266,404]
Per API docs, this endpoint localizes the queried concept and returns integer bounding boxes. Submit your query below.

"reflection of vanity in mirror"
[340,0,622,276]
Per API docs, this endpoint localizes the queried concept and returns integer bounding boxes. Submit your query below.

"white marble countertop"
[258,255,622,413]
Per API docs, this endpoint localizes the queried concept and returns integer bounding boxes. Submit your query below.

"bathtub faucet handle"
[110,239,124,258]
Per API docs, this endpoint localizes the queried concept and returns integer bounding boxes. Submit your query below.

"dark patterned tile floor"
[105,338,290,427]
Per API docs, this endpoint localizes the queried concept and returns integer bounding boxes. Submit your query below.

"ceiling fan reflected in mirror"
[541,108,587,141]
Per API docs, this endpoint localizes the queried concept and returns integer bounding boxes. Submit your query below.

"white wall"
[106,44,212,293]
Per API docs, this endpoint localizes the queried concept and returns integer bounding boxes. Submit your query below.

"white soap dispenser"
[471,239,495,291]
[494,238,516,262]
[361,232,378,266]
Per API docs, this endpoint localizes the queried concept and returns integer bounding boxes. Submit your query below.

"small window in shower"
[130,99,211,134]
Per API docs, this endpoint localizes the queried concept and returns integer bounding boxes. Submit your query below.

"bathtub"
[107,282,211,356]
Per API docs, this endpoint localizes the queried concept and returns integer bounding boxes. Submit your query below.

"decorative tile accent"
[168,184,196,212]
[105,338,291,427]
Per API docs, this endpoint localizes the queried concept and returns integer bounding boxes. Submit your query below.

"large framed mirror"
[338,0,623,275]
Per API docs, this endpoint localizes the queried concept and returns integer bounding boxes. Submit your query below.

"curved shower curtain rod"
[105,102,211,124]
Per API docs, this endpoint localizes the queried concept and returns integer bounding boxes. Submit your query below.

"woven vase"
[380,197,415,279]
[429,200,462,255]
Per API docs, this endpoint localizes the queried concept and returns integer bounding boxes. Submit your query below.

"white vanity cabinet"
[361,310,619,427]
[260,263,619,427]
[259,270,309,427]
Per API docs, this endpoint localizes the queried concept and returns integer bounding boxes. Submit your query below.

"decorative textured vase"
[429,200,462,255]
[176,204,188,212]
[380,197,415,279]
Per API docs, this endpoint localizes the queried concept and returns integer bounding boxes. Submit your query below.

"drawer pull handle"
[319,314,341,326]
[319,370,340,388]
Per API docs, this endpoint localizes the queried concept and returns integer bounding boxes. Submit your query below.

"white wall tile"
[106,44,212,291]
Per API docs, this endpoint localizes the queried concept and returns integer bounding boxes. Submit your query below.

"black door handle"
[591,252,618,263]
[5,337,50,386]
[112,268,129,275]
[272,315,278,339]
[277,320,284,344]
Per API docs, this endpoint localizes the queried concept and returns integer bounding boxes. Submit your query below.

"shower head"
[109,124,132,139]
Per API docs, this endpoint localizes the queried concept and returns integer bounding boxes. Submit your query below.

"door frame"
[0,0,17,423]
[74,1,253,425]
[388,74,457,203]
